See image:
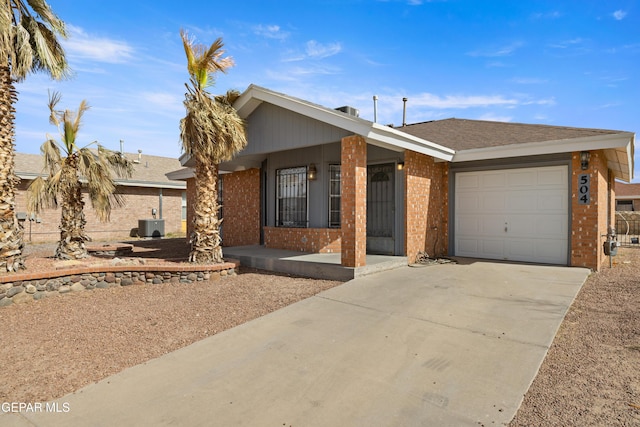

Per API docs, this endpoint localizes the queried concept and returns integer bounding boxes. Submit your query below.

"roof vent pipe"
[120,139,124,154]
[402,97,408,127]
[373,95,378,123]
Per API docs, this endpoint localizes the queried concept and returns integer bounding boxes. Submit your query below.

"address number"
[578,174,590,205]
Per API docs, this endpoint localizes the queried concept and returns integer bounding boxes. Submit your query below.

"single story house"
[614,182,640,211]
[175,85,635,272]
[15,151,187,242]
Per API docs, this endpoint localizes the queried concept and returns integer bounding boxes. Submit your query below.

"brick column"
[570,150,609,271]
[341,135,367,267]
[404,150,449,263]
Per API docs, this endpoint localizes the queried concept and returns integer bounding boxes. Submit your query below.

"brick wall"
[341,135,367,267]
[404,151,449,263]
[220,169,261,247]
[264,227,341,252]
[570,150,611,271]
[15,181,184,243]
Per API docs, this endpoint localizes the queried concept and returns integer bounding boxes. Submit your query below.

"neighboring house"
[15,151,187,242]
[614,182,640,211]
[174,85,635,272]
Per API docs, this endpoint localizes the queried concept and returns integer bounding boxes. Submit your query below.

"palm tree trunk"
[189,157,223,263]
[0,63,25,272]
[55,155,89,260]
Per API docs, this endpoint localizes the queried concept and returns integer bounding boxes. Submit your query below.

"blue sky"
[14,0,640,179]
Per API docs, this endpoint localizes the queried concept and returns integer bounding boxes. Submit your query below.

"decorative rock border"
[86,243,134,257]
[0,259,240,307]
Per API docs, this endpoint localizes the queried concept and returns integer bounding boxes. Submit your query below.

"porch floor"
[222,245,408,281]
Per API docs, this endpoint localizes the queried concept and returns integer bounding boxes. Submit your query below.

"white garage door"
[454,165,568,265]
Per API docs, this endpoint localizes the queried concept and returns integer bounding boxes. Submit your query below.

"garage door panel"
[455,165,568,265]
[481,172,506,188]
[508,170,537,187]
[456,217,481,234]
[458,174,480,189]
[481,193,506,211]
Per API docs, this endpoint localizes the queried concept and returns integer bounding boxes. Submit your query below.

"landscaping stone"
[95,281,109,289]
[33,292,48,301]
[58,285,71,294]
[12,292,32,304]
[25,284,36,294]
[7,286,24,298]
[152,277,163,284]
[70,283,85,292]
[0,298,13,307]
[46,279,62,292]
[121,278,134,286]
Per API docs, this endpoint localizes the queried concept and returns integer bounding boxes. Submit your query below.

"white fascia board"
[113,180,186,190]
[365,124,455,161]
[453,132,634,182]
[166,168,194,181]
[452,132,633,160]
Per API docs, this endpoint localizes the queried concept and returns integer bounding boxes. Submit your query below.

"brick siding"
[15,181,184,243]
[220,169,261,247]
[404,150,449,263]
[264,227,341,252]
[570,150,612,271]
[340,135,367,267]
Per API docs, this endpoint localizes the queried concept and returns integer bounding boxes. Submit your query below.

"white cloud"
[531,11,562,20]
[305,40,342,59]
[467,42,523,57]
[511,77,549,84]
[613,10,627,20]
[549,37,584,49]
[64,25,135,64]
[408,93,519,109]
[253,24,289,40]
[475,113,513,122]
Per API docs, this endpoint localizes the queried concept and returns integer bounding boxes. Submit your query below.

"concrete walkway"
[3,260,589,426]
[223,245,408,281]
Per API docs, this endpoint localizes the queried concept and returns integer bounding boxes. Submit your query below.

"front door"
[367,163,395,255]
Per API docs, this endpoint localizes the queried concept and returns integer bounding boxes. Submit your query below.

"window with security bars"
[329,164,341,228]
[276,166,308,227]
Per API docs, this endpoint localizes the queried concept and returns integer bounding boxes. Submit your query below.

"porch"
[222,245,407,281]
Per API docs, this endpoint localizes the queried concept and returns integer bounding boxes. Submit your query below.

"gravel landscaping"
[1,239,639,425]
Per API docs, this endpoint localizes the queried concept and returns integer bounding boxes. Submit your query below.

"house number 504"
[578,174,590,205]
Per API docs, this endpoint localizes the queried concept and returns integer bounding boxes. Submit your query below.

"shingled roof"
[15,152,185,189]
[398,118,625,151]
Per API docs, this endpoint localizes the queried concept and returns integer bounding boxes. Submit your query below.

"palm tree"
[27,92,133,260]
[179,30,247,263]
[0,0,69,271]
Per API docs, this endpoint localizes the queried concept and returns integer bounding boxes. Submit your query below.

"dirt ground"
[1,239,639,425]
[510,247,640,426]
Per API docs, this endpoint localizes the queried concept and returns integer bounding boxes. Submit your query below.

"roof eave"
[452,132,635,181]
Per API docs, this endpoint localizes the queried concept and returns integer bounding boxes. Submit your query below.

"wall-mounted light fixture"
[580,151,591,170]
[308,163,317,181]
[397,162,404,171]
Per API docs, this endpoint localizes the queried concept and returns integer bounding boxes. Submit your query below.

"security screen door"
[367,163,395,255]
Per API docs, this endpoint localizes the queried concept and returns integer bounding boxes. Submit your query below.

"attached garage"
[454,165,569,265]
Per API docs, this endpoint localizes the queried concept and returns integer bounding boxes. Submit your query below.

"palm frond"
[5,1,69,81]
[40,138,61,176]
[26,176,57,214]
[97,145,133,179]
[25,0,68,36]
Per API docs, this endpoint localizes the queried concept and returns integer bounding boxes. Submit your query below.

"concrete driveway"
[4,260,588,426]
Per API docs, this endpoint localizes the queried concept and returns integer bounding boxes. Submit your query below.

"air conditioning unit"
[335,106,359,117]
[138,219,165,238]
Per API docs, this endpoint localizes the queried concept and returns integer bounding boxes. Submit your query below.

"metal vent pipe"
[402,97,408,127]
[373,95,378,123]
